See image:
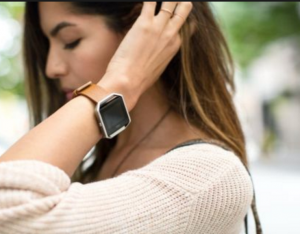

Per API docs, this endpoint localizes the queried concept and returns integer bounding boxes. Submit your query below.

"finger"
[141,2,157,19]
[170,2,193,31]
[155,2,178,29]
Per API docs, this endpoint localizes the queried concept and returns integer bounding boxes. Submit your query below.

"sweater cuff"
[0,160,70,196]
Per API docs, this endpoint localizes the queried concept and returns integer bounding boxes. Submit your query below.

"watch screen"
[99,96,129,137]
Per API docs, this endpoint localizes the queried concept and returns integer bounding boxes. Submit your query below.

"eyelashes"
[64,39,81,50]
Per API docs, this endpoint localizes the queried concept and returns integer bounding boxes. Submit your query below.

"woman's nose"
[45,49,68,79]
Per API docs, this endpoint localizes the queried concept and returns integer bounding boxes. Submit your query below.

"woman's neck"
[114,81,205,152]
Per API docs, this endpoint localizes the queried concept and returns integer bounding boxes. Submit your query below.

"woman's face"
[38,2,125,101]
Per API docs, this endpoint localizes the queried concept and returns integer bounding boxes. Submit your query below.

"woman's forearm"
[0,83,129,177]
[0,95,100,177]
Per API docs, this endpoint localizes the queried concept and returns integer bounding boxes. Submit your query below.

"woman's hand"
[98,2,193,111]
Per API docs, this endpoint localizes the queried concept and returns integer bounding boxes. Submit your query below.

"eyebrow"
[50,21,77,37]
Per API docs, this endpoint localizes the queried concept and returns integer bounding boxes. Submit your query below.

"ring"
[160,8,173,15]
[173,13,184,20]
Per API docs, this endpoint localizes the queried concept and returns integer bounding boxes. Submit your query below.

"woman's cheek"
[75,53,108,84]
[74,37,121,83]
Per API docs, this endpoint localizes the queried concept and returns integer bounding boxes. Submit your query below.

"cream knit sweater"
[0,143,253,234]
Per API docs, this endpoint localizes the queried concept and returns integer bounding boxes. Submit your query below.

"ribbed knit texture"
[0,143,253,234]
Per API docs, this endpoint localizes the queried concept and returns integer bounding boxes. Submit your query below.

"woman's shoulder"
[129,142,253,195]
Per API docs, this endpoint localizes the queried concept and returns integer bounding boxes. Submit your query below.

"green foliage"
[0,2,24,98]
[0,2,24,18]
[213,2,300,68]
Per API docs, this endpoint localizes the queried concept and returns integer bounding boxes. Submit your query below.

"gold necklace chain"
[110,106,172,178]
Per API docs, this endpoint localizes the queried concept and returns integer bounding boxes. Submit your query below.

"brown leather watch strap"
[72,81,109,104]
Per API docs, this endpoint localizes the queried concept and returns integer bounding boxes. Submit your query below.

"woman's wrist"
[97,73,139,112]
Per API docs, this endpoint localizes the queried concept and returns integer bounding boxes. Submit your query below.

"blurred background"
[0,2,299,233]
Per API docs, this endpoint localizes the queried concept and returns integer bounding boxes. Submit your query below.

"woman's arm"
[0,80,130,177]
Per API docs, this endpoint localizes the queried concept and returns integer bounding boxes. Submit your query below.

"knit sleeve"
[0,144,253,234]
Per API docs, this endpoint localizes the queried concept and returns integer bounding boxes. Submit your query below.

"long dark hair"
[23,3,261,233]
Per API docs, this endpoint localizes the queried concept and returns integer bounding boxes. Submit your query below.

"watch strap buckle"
[72,81,109,104]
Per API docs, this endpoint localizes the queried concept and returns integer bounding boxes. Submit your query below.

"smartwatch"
[73,81,131,139]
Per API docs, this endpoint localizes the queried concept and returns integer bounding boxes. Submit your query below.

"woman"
[0,2,262,234]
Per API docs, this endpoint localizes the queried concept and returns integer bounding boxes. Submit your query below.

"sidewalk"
[248,150,300,234]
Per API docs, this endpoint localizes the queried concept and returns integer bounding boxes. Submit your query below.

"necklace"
[110,106,172,178]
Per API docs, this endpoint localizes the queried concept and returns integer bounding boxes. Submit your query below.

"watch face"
[99,96,130,137]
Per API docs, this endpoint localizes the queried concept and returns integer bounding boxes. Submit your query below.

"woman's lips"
[65,91,74,101]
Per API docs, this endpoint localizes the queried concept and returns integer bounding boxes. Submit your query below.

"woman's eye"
[64,39,81,50]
